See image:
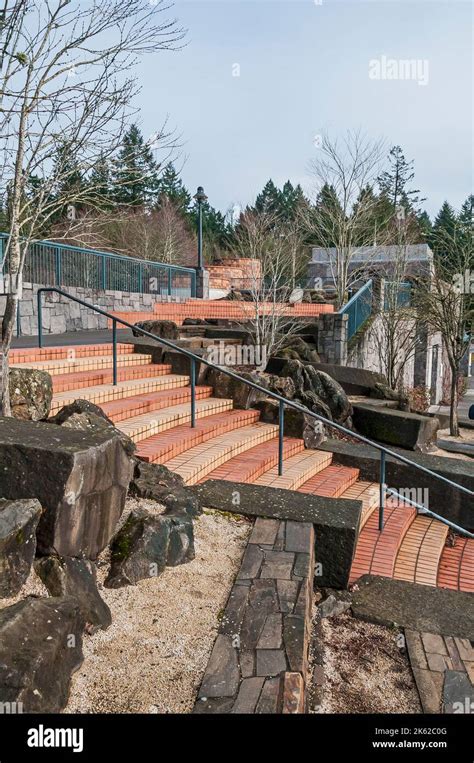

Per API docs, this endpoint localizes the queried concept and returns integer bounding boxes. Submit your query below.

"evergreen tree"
[88,152,112,208]
[378,145,425,212]
[254,179,281,217]
[157,163,191,213]
[416,210,432,243]
[458,194,473,253]
[429,201,459,270]
[112,124,160,207]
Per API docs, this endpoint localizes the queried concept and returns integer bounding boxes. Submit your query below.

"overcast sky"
[137,0,473,218]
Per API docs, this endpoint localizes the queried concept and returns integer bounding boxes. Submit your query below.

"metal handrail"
[36,287,474,538]
[339,279,374,339]
[0,233,197,297]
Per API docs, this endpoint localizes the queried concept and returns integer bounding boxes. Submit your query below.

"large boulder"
[0,596,85,712]
[0,498,42,597]
[205,367,295,410]
[255,398,326,448]
[104,507,194,588]
[35,555,111,633]
[132,319,179,340]
[0,417,134,559]
[49,399,135,457]
[9,367,52,421]
[130,460,201,518]
[281,360,352,424]
[352,403,439,451]
[277,335,320,363]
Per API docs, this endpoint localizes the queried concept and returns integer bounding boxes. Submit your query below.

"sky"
[136,0,473,219]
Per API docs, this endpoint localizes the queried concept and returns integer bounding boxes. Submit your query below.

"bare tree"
[231,210,303,359]
[93,201,196,266]
[0,0,184,414]
[414,221,473,436]
[302,130,392,308]
[372,217,424,392]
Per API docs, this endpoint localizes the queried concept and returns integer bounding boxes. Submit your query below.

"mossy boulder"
[9,367,52,421]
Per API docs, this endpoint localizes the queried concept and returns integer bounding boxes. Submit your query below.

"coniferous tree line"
[1,128,470,274]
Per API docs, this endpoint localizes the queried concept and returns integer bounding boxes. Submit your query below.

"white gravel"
[64,507,251,714]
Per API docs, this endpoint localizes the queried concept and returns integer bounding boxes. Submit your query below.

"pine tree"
[112,124,160,207]
[378,145,425,212]
[429,201,459,270]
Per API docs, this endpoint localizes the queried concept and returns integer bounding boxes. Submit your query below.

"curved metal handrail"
[36,287,474,538]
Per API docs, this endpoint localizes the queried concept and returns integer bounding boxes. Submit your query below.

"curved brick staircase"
[10,341,473,594]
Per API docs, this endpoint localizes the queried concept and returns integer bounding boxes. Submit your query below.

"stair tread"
[203,437,304,484]
[437,537,474,592]
[393,515,449,587]
[254,449,333,491]
[298,464,359,498]
[117,398,234,442]
[100,386,212,423]
[349,504,417,583]
[51,374,189,412]
[10,343,133,363]
[164,422,279,485]
[11,352,152,374]
[51,363,171,392]
[136,409,260,464]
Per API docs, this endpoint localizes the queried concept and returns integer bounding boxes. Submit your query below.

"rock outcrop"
[35,555,111,633]
[105,506,194,588]
[0,498,42,597]
[9,367,52,421]
[0,417,133,559]
[50,398,136,457]
[132,319,179,340]
[0,596,85,712]
[130,460,201,518]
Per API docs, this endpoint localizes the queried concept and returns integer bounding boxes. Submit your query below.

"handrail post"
[101,255,107,290]
[379,451,386,531]
[37,290,43,348]
[168,266,172,297]
[112,320,117,385]
[190,358,196,427]
[55,247,62,286]
[278,400,285,476]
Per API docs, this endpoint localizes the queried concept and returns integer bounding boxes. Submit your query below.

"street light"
[193,186,208,274]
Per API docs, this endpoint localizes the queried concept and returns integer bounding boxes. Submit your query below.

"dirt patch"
[308,612,421,714]
[64,507,251,714]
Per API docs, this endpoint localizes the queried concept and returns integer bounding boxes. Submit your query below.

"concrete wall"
[347,312,446,404]
[0,282,183,336]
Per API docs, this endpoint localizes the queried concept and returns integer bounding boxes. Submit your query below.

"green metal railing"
[37,287,474,539]
[0,233,196,298]
[384,281,412,310]
[339,279,373,339]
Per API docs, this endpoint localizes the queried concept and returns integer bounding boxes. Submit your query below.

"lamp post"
[193,185,208,298]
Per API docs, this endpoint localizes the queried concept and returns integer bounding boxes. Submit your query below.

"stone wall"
[317,313,348,365]
[2,282,185,336]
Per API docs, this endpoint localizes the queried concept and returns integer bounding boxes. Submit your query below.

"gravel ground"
[308,612,421,714]
[63,505,251,714]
